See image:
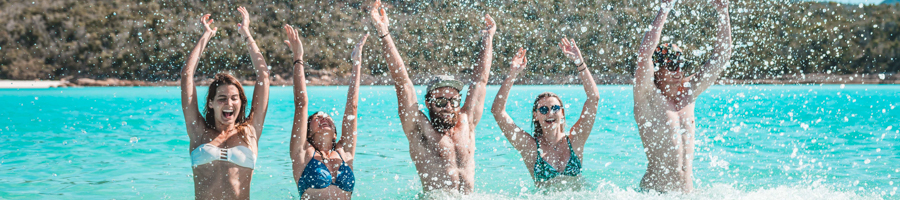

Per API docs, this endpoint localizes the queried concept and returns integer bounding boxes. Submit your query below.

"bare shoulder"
[241,126,260,151]
[188,127,213,151]
[633,88,658,107]
[633,90,664,120]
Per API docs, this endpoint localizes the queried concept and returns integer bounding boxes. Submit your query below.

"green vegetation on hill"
[1,0,898,81]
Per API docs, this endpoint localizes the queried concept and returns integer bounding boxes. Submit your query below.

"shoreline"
[0,80,63,88]
[2,73,898,88]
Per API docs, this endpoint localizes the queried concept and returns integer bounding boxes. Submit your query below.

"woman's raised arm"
[560,38,599,151]
[339,34,368,162]
[490,48,538,161]
[284,24,310,181]
[181,14,217,141]
[236,6,271,139]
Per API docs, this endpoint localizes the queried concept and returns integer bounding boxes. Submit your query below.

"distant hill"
[1,0,898,81]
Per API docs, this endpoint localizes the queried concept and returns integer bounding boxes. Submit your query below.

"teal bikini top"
[533,136,582,182]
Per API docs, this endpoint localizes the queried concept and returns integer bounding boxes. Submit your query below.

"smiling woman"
[203,75,249,134]
[284,22,367,199]
[178,6,271,200]
[490,38,601,189]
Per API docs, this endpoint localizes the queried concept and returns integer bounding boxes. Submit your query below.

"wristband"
[379,33,389,38]
[576,63,587,72]
[293,59,304,65]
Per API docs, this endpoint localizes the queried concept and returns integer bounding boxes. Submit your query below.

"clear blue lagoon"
[1,85,897,199]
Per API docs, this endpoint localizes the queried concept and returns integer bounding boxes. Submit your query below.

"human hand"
[509,47,527,75]
[369,0,390,36]
[351,33,369,66]
[661,0,676,10]
[558,37,584,66]
[200,14,218,36]
[482,14,496,38]
[282,24,303,61]
[712,0,729,11]
[236,6,251,37]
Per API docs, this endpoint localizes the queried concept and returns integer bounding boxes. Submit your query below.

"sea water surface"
[1,85,897,199]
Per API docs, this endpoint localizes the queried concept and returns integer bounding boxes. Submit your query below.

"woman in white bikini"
[180,7,270,199]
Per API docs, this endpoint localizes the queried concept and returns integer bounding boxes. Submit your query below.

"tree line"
[1,0,897,81]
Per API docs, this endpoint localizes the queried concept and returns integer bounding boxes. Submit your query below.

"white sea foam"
[422,182,883,200]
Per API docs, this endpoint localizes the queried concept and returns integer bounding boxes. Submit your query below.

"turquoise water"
[1,85,897,199]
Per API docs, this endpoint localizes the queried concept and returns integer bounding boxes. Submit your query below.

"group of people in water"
[179,0,732,199]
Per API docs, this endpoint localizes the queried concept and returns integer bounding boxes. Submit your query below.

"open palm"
[558,38,583,64]
[510,47,527,74]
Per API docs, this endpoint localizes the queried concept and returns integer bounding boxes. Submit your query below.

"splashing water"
[1,85,897,199]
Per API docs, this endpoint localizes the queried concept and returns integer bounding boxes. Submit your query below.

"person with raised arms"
[633,0,732,193]
[491,40,600,189]
[283,23,368,199]
[180,6,270,199]
[368,0,495,193]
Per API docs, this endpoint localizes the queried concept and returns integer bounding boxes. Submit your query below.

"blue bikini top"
[297,150,355,195]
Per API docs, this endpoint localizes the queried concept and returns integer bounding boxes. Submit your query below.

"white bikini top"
[190,143,256,169]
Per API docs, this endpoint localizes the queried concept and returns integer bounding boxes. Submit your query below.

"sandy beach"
[0,80,63,88]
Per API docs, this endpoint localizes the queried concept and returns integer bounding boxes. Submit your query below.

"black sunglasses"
[427,97,460,108]
[538,105,561,115]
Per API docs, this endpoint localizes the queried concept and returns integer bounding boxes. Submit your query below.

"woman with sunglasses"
[284,23,368,199]
[490,38,600,189]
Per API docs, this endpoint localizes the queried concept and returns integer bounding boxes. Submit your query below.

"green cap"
[426,75,464,95]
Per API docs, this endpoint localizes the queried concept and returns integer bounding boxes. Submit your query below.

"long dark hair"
[202,73,251,143]
[531,92,564,138]
[307,111,337,151]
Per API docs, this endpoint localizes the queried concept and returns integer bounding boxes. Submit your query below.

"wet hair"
[307,111,337,151]
[653,43,685,87]
[531,92,564,138]
[203,73,251,143]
